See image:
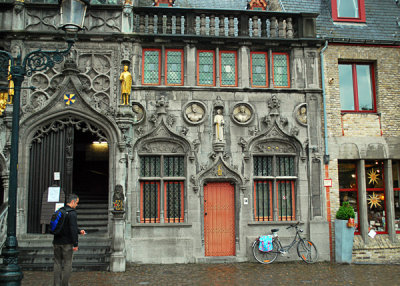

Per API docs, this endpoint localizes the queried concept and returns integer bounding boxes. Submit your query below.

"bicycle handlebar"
[286,221,300,229]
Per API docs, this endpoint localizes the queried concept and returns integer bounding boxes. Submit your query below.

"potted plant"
[335,201,355,263]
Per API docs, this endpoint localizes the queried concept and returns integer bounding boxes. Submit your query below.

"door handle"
[204,212,207,216]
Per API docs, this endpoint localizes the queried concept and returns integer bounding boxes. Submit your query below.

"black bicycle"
[252,222,318,264]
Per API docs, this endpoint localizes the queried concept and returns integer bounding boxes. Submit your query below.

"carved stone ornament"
[267,94,280,116]
[295,103,308,126]
[113,184,125,211]
[231,103,254,125]
[132,102,145,124]
[255,141,296,154]
[183,101,206,125]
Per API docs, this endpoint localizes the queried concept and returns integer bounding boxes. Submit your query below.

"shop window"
[254,155,296,221]
[365,160,386,233]
[142,49,161,85]
[393,161,400,233]
[338,161,360,233]
[250,52,268,88]
[339,63,376,112]
[272,53,290,88]
[140,155,185,223]
[331,0,366,23]
[165,49,184,86]
[219,51,237,87]
[197,50,215,86]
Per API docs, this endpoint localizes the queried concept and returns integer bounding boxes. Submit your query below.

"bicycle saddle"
[271,229,279,233]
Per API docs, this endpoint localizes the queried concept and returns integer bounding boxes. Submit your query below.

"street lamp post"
[0,0,88,284]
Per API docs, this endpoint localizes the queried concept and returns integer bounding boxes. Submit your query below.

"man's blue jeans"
[53,244,73,286]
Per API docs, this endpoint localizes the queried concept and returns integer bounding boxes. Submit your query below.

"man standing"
[53,193,86,286]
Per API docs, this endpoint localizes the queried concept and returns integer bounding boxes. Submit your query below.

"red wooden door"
[204,182,235,256]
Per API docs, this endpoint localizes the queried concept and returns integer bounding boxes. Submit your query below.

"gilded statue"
[119,65,132,105]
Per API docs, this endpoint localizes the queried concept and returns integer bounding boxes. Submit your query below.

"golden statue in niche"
[119,65,132,105]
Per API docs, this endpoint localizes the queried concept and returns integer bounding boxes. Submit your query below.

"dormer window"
[247,0,268,11]
[331,0,366,23]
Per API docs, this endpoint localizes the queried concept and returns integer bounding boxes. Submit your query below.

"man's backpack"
[49,207,69,235]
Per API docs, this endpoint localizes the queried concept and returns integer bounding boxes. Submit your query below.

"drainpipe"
[320,40,329,164]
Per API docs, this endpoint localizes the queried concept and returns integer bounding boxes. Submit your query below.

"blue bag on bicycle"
[259,235,273,252]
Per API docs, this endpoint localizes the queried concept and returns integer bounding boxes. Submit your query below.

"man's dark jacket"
[53,205,80,247]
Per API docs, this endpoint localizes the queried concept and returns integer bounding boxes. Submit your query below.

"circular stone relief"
[183,101,207,125]
[231,103,254,125]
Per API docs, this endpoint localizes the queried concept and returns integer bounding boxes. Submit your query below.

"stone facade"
[0,2,330,269]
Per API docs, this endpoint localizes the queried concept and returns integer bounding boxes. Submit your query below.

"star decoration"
[367,169,380,185]
[367,192,382,209]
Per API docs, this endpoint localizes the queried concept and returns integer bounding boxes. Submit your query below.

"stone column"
[357,160,369,243]
[384,160,396,242]
[110,210,126,272]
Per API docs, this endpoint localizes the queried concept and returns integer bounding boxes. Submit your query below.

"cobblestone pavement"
[22,262,400,286]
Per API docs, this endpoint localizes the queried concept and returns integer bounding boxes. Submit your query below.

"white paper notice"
[368,229,377,238]
[55,203,64,211]
[48,187,61,202]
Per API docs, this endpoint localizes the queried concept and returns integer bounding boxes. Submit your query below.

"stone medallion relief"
[231,103,254,125]
[182,101,207,125]
[295,103,307,126]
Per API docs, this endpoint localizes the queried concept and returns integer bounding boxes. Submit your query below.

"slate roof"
[281,0,400,44]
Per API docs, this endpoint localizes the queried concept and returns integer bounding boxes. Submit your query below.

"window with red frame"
[219,51,237,87]
[338,161,360,233]
[197,50,215,86]
[253,155,296,221]
[165,49,184,86]
[392,161,400,233]
[272,53,290,88]
[339,63,376,112]
[140,155,185,223]
[331,0,366,23]
[250,52,268,88]
[366,161,386,233]
[142,49,161,85]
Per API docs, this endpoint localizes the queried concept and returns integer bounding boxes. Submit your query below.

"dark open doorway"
[73,130,109,202]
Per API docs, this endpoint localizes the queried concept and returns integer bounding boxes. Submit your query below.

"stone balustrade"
[133,7,317,39]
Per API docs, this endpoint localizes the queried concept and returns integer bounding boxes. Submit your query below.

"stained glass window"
[251,52,268,87]
[143,49,161,85]
[166,50,183,86]
[197,51,215,86]
[220,51,237,86]
[273,53,289,87]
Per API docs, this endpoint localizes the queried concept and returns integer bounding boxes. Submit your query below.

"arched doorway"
[27,118,109,234]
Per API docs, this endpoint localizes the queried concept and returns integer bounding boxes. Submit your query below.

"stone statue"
[119,65,132,105]
[234,105,251,123]
[186,103,204,122]
[214,109,224,141]
[113,184,125,211]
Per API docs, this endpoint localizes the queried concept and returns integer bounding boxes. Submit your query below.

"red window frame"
[164,181,184,223]
[276,180,295,221]
[394,161,400,234]
[165,49,184,86]
[272,52,290,88]
[197,50,216,86]
[142,48,161,86]
[338,162,360,235]
[331,0,366,23]
[339,63,376,113]
[219,51,238,87]
[253,180,273,221]
[140,181,161,223]
[250,51,269,88]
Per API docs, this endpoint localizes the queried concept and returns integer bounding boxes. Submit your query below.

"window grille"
[198,51,215,86]
[273,53,289,87]
[254,180,272,221]
[254,156,273,176]
[220,52,237,86]
[277,180,295,221]
[140,155,185,223]
[277,156,295,176]
[251,52,268,87]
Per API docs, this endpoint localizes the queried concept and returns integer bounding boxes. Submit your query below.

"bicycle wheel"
[252,240,279,264]
[297,239,318,263]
